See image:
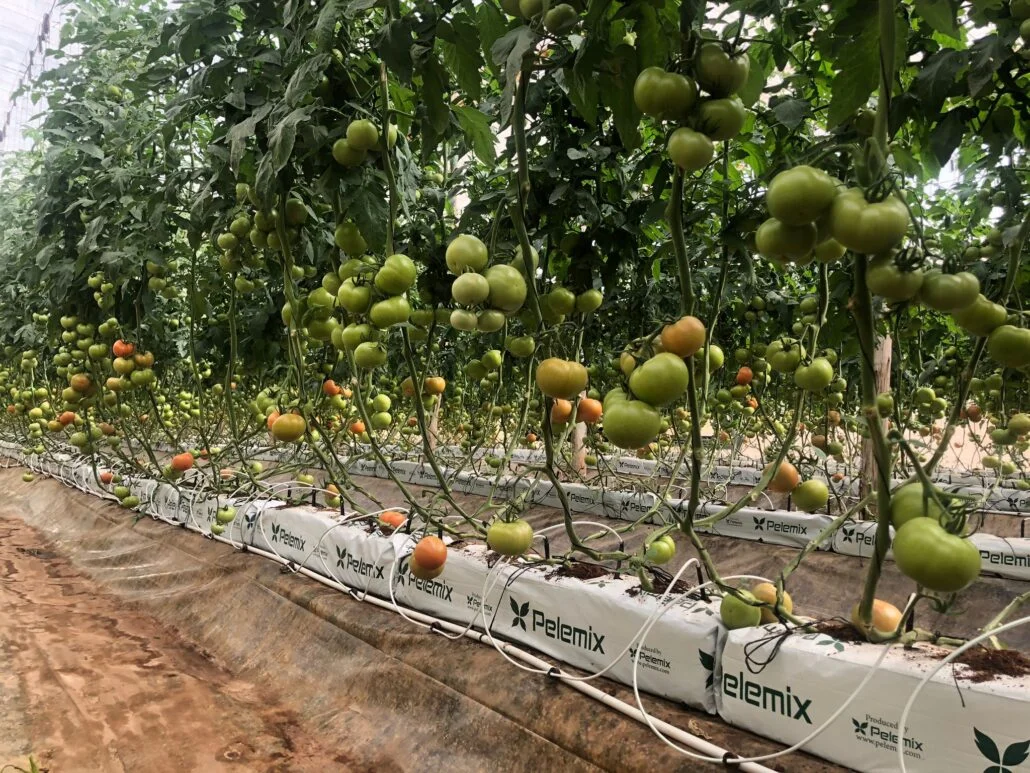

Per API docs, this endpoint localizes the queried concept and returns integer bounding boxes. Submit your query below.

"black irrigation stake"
[541,535,551,560]
[696,565,710,601]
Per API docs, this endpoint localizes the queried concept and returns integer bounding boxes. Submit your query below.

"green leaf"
[472,0,508,79]
[417,54,450,160]
[929,110,965,165]
[285,54,331,107]
[736,50,769,108]
[914,49,967,115]
[454,106,495,164]
[268,107,311,174]
[439,15,483,102]
[492,27,537,126]
[770,98,811,130]
[827,9,908,128]
[227,103,273,175]
[915,0,959,39]
[315,0,343,49]
[377,17,416,82]
[79,142,104,160]
[602,45,640,149]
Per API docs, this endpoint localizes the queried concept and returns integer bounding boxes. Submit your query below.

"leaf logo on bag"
[975,727,1030,773]
[510,597,530,630]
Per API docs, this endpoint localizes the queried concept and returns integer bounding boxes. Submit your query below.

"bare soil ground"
[0,517,340,773]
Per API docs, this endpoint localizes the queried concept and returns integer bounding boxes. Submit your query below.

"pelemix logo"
[628,644,671,675]
[722,672,812,723]
[335,546,385,579]
[974,727,1030,773]
[619,495,653,515]
[840,526,875,546]
[851,715,924,758]
[567,490,597,507]
[751,516,808,536]
[509,597,605,653]
[269,522,306,551]
[979,549,1030,569]
[465,593,494,615]
[397,557,453,602]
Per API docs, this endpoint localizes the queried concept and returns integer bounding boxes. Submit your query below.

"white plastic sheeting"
[0,0,63,153]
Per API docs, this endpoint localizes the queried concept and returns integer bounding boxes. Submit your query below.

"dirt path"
[0,517,342,773]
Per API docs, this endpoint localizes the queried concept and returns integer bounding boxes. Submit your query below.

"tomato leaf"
[736,50,769,108]
[770,98,811,130]
[453,106,495,164]
[492,27,537,127]
[914,0,959,39]
[914,49,967,115]
[975,728,1002,765]
[967,34,1006,98]
[285,54,331,107]
[929,110,966,166]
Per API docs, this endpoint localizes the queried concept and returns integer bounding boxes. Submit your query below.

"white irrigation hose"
[897,615,1030,773]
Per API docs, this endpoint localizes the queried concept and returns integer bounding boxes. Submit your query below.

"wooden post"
[428,397,441,452]
[860,334,892,506]
[572,391,587,475]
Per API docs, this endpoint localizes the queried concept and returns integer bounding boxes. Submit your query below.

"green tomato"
[644,534,676,564]
[506,335,536,358]
[919,271,980,313]
[866,256,923,301]
[629,352,689,407]
[794,357,834,392]
[353,342,388,369]
[696,97,747,141]
[452,272,490,306]
[694,42,750,97]
[346,119,379,151]
[891,518,981,593]
[284,198,308,226]
[334,222,367,254]
[765,338,806,372]
[546,286,577,316]
[486,264,528,312]
[828,189,910,254]
[951,294,1008,337]
[486,519,535,556]
[602,389,662,449]
[374,253,417,295]
[813,238,846,263]
[337,279,373,313]
[575,289,603,314]
[477,310,506,333]
[720,591,761,630]
[633,67,698,121]
[765,165,838,226]
[369,296,411,328]
[987,325,1030,368]
[756,218,817,261]
[667,127,714,172]
[793,479,828,513]
[889,483,944,529]
[371,411,392,429]
[450,309,478,331]
[445,234,489,274]
[542,3,579,33]
[331,139,366,167]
